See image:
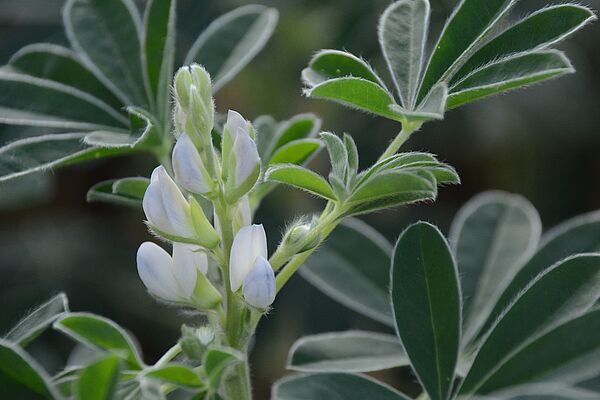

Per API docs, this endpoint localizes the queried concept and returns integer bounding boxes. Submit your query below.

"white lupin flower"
[136,242,199,302]
[172,133,211,195]
[221,110,260,201]
[229,224,268,291]
[143,166,195,238]
[232,131,260,187]
[242,256,275,309]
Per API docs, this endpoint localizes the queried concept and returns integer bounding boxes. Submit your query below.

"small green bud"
[189,197,220,249]
[190,64,213,106]
[282,222,319,253]
[179,325,215,360]
[174,67,193,109]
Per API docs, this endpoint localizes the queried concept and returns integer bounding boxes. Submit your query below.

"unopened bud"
[179,325,215,360]
[174,67,193,109]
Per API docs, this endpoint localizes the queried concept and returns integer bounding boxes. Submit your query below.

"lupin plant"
[1,1,600,400]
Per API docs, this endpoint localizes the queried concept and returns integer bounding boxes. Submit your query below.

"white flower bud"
[243,256,275,309]
[221,110,261,202]
[143,166,196,239]
[137,242,197,302]
[172,134,212,195]
[137,242,220,309]
[229,224,268,291]
[233,195,252,232]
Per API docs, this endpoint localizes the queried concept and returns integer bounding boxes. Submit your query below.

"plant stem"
[226,358,252,400]
[377,121,422,163]
[155,343,181,367]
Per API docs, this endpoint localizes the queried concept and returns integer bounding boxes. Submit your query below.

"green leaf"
[64,0,147,106]
[144,364,205,389]
[379,0,429,108]
[474,308,600,394]
[143,0,176,123]
[302,50,385,87]
[449,192,542,344]
[417,0,515,102]
[77,355,121,400]
[254,115,278,159]
[185,5,279,92]
[287,331,407,373]
[346,170,436,215]
[0,71,128,130]
[0,340,60,399]
[460,254,600,395]
[305,77,404,122]
[413,82,447,118]
[447,51,574,109]
[320,132,347,182]
[270,113,321,155]
[453,4,596,84]
[272,373,410,400]
[490,384,600,400]
[269,139,322,166]
[54,313,144,370]
[265,164,337,200]
[203,347,242,390]
[9,43,124,111]
[343,134,359,186]
[475,210,600,342]
[84,107,160,149]
[4,293,69,347]
[87,177,149,208]
[301,218,394,326]
[391,222,460,400]
[0,133,128,183]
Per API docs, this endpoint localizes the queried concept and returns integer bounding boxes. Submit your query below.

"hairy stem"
[377,121,422,163]
[155,343,181,367]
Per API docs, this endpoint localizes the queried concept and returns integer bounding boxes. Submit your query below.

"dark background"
[1,0,599,398]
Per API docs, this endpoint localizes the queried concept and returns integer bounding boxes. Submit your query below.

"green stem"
[226,358,252,400]
[377,121,422,163]
[155,343,181,367]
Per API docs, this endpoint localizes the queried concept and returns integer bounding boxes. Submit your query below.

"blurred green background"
[1,0,599,398]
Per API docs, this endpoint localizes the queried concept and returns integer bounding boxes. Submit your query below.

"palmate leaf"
[474,308,600,394]
[143,0,176,125]
[488,384,600,400]
[272,373,411,400]
[460,254,600,396]
[379,0,429,109]
[473,209,600,344]
[144,364,205,389]
[449,192,542,344]
[64,0,148,106]
[4,293,69,347]
[301,218,394,326]
[305,77,404,122]
[0,71,128,131]
[54,313,144,370]
[302,50,385,87]
[452,4,596,84]
[287,331,408,373]
[87,177,149,208]
[391,222,461,400]
[447,51,574,109]
[77,355,121,400]
[9,44,124,111]
[265,164,337,200]
[0,133,129,183]
[0,340,61,399]
[185,4,279,92]
[417,0,516,103]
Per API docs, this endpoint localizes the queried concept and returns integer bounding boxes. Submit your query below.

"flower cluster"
[136,64,275,310]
